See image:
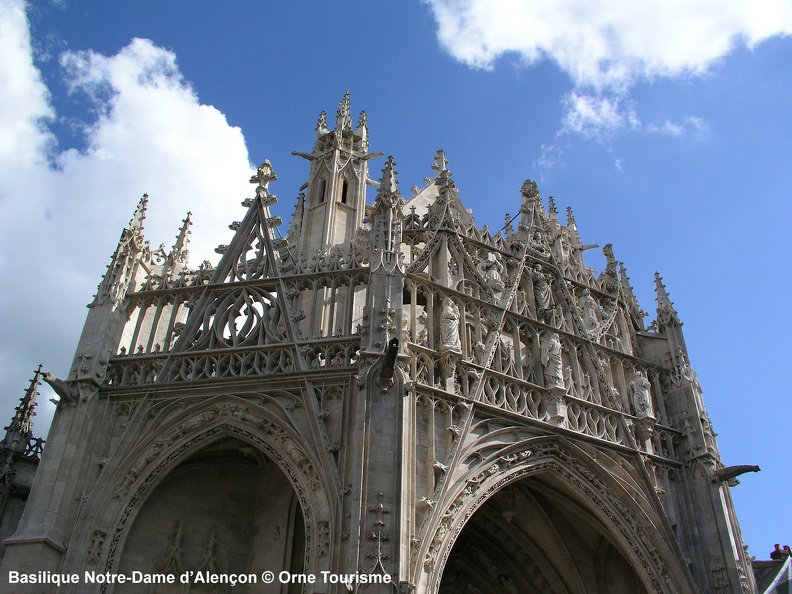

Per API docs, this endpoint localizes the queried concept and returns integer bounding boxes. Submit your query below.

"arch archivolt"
[64,394,334,585]
[415,437,685,594]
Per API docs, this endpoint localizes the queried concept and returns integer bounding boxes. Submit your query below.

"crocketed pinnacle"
[654,272,681,327]
[335,90,352,131]
[129,194,148,230]
[3,365,42,452]
[379,156,399,196]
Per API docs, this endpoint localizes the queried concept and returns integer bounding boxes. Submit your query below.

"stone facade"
[0,94,758,593]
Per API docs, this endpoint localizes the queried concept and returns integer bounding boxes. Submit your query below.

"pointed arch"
[415,436,693,594]
[61,396,335,589]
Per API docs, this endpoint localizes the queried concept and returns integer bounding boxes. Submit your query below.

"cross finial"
[431,149,448,173]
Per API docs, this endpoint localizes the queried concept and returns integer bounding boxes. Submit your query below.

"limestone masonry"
[0,94,759,593]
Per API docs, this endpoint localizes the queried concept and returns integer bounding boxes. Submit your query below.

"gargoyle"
[712,465,760,484]
[380,338,400,380]
[42,372,78,403]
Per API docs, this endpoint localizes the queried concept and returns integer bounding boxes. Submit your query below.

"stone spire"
[2,365,42,455]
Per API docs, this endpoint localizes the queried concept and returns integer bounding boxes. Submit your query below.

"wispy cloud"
[560,92,640,139]
[645,116,709,139]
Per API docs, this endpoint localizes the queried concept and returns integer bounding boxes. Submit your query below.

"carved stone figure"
[531,264,552,323]
[439,298,461,352]
[578,288,599,332]
[630,370,654,419]
[541,333,564,389]
[478,253,504,292]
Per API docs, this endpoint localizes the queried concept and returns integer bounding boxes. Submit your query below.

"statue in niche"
[478,252,504,292]
[531,264,553,323]
[541,332,564,389]
[439,298,461,352]
[579,288,599,332]
[630,370,655,419]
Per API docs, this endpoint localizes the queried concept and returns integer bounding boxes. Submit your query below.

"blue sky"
[1,0,790,558]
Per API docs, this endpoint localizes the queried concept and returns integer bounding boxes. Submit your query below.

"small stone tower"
[0,95,757,593]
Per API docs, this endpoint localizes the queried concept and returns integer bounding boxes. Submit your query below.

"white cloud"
[561,92,639,139]
[0,2,254,432]
[426,0,792,90]
[0,0,55,183]
[426,0,791,145]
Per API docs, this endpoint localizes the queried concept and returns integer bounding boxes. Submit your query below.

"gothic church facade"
[0,94,757,593]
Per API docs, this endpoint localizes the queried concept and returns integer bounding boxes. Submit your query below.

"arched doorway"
[439,473,648,594]
[115,435,305,593]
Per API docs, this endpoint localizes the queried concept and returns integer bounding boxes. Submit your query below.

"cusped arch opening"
[114,435,305,593]
[439,472,648,594]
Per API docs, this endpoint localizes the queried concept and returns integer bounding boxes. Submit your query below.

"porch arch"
[63,396,335,591]
[417,438,688,594]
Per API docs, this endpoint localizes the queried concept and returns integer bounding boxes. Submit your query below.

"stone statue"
[541,333,564,389]
[478,253,504,292]
[629,370,654,419]
[439,298,461,352]
[531,264,552,323]
[579,288,599,332]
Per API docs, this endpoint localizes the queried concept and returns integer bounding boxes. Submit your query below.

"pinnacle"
[654,272,681,323]
[654,272,671,304]
[172,212,192,254]
[336,90,352,131]
[129,193,148,230]
[566,206,577,227]
[378,156,399,195]
[3,364,42,451]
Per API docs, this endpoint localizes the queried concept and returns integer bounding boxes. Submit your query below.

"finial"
[357,110,368,130]
[547,196,558,215]
[520,180,539,200]
[129,194,148,230]
[336,90,352,131]
[316,110,327,132]
[249,160,278,194]
[431,149,449,174]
